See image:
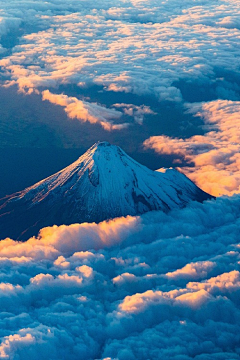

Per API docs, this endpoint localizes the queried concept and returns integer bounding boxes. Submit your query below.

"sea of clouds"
[0,0,239,194]
[0,196,240,359]
[0,0,240,358]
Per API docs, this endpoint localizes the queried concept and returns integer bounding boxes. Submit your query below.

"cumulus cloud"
[0,0,239,102]
[0,1,240,358]
[144,100,240,196]
[113,103,155,124]
[166,261,216,280]
[0,195,239,358]
[187,270,240,293]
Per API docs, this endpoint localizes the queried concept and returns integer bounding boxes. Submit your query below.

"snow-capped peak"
[0,142,213,240]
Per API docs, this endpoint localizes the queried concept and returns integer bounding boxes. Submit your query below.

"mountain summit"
[0,142,212,240]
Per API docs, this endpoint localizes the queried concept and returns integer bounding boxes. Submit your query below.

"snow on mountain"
[0,142,212,240]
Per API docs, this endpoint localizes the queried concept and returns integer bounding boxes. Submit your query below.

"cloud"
[166,261,216,280]
[187,270,240,293]
[0,333,36,359]
[0,195,239,358]
[144,100,240,196]
[0,0,240,358]
[0,215,139,259]
[42,90,128,130]
[113,103,155,124]
[0,0,239,103]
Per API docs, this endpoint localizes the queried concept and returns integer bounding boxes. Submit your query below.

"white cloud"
[166,261,216,280]
[144,100,240,196]
[0,0,239,102]
[0,1,240,358]
[0,195,239,358]
[42,90,128,130]
[113,103,155,124]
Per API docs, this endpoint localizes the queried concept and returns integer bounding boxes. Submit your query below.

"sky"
[0,0,240,359]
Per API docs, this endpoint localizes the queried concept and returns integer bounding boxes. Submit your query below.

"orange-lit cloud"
[187,270,240,292]
[0,195,239,358]
[0,1,240,358]
[42,90,128,130]
[144,100,240,196]
[166,261,216,280]
[0,0,239,102]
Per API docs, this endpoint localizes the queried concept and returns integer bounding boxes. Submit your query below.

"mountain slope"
[0,142,212,240]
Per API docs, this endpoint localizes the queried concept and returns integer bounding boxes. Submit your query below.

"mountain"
[0,142,212,240]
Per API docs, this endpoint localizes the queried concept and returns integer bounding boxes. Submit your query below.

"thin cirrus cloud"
[144,100,240,197]
[0,195,240,358]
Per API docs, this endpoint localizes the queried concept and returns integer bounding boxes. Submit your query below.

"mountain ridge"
[0,141,213,240]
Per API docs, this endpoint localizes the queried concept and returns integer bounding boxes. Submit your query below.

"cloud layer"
[42,90,128,130]
[0,0,239,130]
[0,195,240,358]
[0,2,240,356]
[0,0,240,193]
[144,100,240,196]
[1,0,240,97]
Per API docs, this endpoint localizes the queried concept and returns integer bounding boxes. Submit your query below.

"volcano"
[0,142,212,240]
